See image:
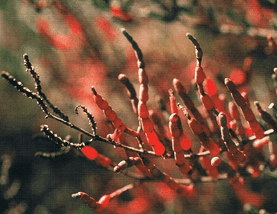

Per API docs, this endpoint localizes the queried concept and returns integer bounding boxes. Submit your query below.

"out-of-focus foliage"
[2,0,277,213]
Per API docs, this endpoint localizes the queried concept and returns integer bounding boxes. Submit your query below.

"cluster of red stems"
[2,29,277,212]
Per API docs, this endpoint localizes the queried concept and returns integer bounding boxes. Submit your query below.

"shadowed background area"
[2,0,277,213]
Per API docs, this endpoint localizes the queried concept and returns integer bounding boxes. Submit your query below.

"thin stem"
[46,113,159,156]
[109,183,135,198]
[46,113,95,138]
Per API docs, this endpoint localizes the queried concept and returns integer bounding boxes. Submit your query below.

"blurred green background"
[2,0,277,213]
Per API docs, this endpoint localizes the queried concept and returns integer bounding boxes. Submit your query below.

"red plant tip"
[81,146,98,160]
[91,86,97,95]
[224,78,236,91]
[203,77,217,96]
[186,33,198,46]
[113,164,124,173]
[169,113,179,123]
[118,73,126,82]
[72,192,82,199]
[229,120,237,130]
[268,103,276,110]
[267,34,273,40]
[218,112,227,127]
[254,101,261,110]
[96,194,111,211]
[173,78,186,94]
[169,113,182,139]
[172,78,178,85]
[241,92,249,104]
[224,78,231,84]
[71,191,98,209]
[211,156,221,167]
[253,136,270,150]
